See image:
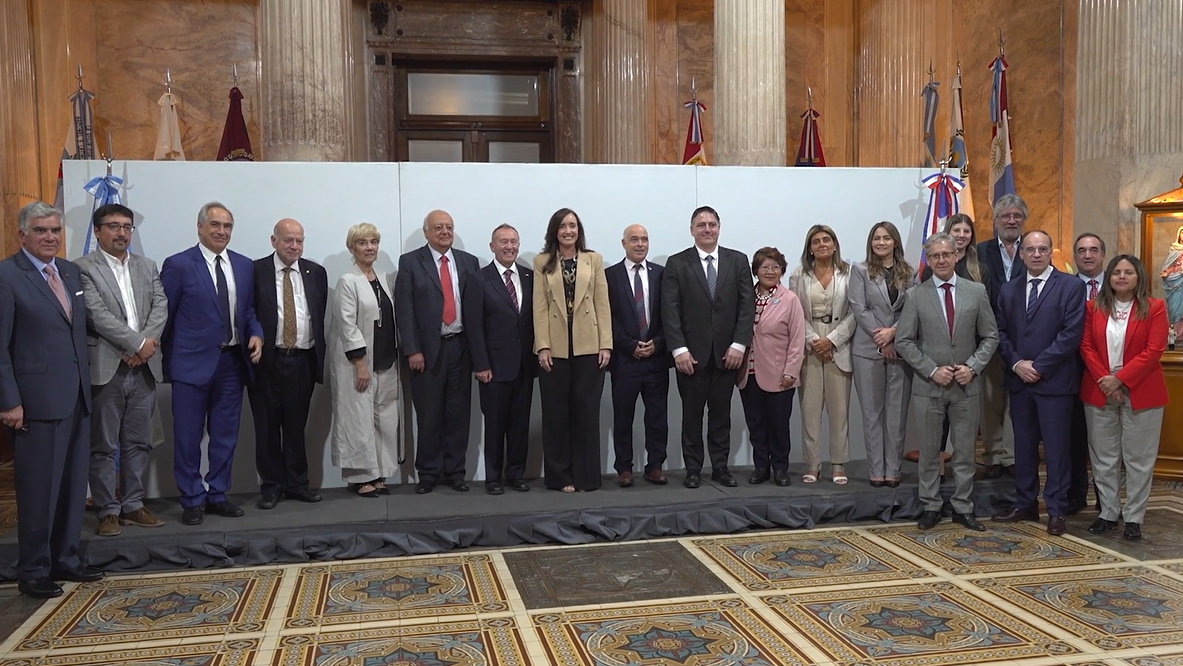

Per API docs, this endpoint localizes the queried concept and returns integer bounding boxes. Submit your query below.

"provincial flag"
[216,87,255,161]
[794,108,826,167]
[682,98,707,165]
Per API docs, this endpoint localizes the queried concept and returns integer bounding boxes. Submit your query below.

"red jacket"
[1079,298,1168,409]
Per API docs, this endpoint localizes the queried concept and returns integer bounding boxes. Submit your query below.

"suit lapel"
[688,250,712,299]
[1026,270,1056,321]
[573,253,592,308]
[94,258,129,323]
[193,248,221,311]
[488,263,516,311]
[23,260,70,322]
[421,247,443,293]
[518,264,532,318]
[546,264,567,323]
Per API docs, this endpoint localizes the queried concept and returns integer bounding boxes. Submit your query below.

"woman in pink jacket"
[737,247,807,486]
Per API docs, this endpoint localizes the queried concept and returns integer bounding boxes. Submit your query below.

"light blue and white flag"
[81,173,123,255]
[948,64,975,221]
[988,53,1015,206]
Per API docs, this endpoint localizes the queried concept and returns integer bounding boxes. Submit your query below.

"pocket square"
[75,291,83,296]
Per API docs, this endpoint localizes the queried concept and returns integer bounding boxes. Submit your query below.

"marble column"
[1075,0,1183,254]
[714,0,785,166]
[259,0,350,161]
[585,0,649,164]
[0,1,41,256]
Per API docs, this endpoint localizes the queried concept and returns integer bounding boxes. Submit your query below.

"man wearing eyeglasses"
[991,230,1086,536]
[76,204,169,537]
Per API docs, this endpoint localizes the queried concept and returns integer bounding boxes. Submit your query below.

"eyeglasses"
[927,252,955,262]
[101,223,135,233]
[757,265,783,274]
[1022,246,1051,256]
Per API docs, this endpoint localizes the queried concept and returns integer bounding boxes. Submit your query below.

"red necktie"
[504,269,518,311]
[44,265,72,322]
[440,256,456,325]
[940,283,954,337]
[1088,279,1098,301]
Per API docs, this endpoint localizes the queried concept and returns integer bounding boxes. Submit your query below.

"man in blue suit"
[161,202,263,526]
[991,229,1085,536]
[606,224,669,487]
[467,224,535,495]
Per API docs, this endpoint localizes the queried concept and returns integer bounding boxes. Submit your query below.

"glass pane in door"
[407,140,464,162]
[488,142,541,163]
[408,73,540,116]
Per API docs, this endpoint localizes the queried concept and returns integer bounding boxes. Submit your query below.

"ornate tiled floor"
[1,472,1183,664]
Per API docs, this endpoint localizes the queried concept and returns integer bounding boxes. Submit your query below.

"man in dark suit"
[661,206,754,488]
[395,209,481,494]
[248,219,328,509]
[466,224,535,495]
[1070,232,1107,513]
[161,202,264,526]
[0,201,103,598]
[992,229,1086,536]
[606,224,669,487]
[975,193,1028,479]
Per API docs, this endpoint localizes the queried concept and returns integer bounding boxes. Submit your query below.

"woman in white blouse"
[1079,255,1168,541]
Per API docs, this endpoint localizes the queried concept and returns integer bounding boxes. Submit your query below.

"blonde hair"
[346,223,381,250]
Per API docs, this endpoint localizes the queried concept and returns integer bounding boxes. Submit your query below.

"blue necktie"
[1026,278,1041,319]
[216,255,232,344]
[705,255,717,299]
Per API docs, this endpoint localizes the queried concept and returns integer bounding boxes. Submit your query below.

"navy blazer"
[996,268,1085,395]
[0,251,91,420]
[976,237,1025,313]
[466,261,536,382]
[606,259,668,373]
[252,254,328,383]
[161,245,263,385]
[394,244,481,368]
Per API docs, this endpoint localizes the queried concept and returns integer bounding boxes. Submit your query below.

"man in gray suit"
[896,233,998,532]
[0,201,103,598]
[76,203,168,536]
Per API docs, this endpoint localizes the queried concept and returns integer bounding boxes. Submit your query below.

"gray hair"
[924,232,956,254]
[197,201,233,225]
[490,223,518,242]
[992,193,1028,220]
[18,201,60,231]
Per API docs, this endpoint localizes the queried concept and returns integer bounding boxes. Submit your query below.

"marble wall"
[0,0,41,256]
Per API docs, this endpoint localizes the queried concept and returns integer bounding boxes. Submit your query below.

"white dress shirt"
[1078,271,1102,303]
[199,243,238,345]
[429,246,464,334]
[671,246,746,358]
[1026,265,1054,303]
[496,260,522,313]
[624,258,650,324]
[1106,299,1133,374]
[999,238,1021,279]
[274,254,313,349]
[100,249,140,332]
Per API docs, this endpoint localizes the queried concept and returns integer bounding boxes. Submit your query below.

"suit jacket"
[895,277,999,398]
[75,251,168,385]
[606,259,668,373]
[0,251,91,419]
[787,265,857,372]
[161,245,263,385]
[466,261,536,382]
[736,285,807,392]
[848,261,916,360]
[252,254,328,383]
[996,268,1086,395]
[394,244,481,368]
[661,246,754,369]
[532,251,613,358]
[977,237,1025,312]
[1079,298,1169,410]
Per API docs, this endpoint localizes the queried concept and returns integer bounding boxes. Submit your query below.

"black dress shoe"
[886,479,900,488]
[182,505,205,525]
[486,482,504,495]
[415,481,434,495]
[773,470,791,487]
[1047,516,1067,536]
[869,479,885,488]
[505,479,531,492]
[451,479,470,492]
[257,494,279,510]
[1088,518,1118,534]
[1066,498,1087,515]
[748,468,770,485]
[1002,464,1016,477]
[683,473,701,489]
[52,566,105,583]
[711,470,738,487]
[918,511,941,530]
[1124,522,1142,540]
[205,500,245,517]
[992,506,1039,523]
[18,577,63,599]
[642,470,668,485]
[952,513,987,531]
[285,488,322,503]
[982,464,1002,479]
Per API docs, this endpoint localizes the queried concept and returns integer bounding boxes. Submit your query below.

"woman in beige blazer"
[328,223,401,498]
[788,224,856,484]
[533,208,613,492]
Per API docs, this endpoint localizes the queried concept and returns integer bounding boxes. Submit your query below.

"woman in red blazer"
[737,247,807,487]
[1079,254,1168,541]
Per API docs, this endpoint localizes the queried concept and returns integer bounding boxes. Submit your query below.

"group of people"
[0,195,1167,599]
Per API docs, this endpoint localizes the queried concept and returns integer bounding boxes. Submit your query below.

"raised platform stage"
[0,460,1017,580]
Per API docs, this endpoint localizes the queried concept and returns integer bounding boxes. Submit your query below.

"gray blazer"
[848,261,916,360]
[895,276,998,398]
[76,251,168,385]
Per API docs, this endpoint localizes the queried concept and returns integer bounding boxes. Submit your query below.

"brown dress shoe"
[617,471,634,488]
[97,515,121,537]
[121,507,165,528]
[992,506,1039,523]
[642,469,668,485]
[1047,516,1067,535]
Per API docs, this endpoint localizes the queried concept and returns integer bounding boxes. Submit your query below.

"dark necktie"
[705,255,717,299]
[940,283,954,337]
[282,266,297,348]
[1088,279,1098,301]
[215,255,232,345]
[1027,278,1042,318]
[504,269,518,311]
[634,264,648,339]
[440,256,456,325]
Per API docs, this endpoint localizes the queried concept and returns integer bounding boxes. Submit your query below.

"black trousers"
[479,369,533,483]
[248,349,316,497]
[410,334,473,484]
[610,364,669,473]
[676,360,735,473]
[539,354,604,490]
[740,380,795,471]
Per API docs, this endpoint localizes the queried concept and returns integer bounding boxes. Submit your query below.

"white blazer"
[788,265,856,373]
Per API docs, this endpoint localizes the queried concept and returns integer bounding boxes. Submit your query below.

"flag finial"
[165,68,173,94]
[75,63,84,91]
[232,63,239,88]
[807,86,813,109]
[104,130,114,175]
[690,76,698,97]
[998,30,1005,56]
[927,60,935,83]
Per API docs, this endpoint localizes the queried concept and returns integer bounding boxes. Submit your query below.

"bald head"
[271,218,305,266]
[622,224,649,264]
[423,209,455,253]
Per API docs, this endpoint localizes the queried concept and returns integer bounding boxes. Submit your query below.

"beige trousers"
[979,354,1015,466]
[799,352,852,471]
[1085,402,1163,524]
